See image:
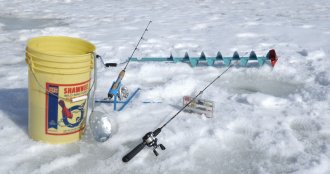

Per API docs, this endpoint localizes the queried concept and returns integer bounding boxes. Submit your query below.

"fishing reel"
[95,70,140,111]
[116,85,129,101]
[143,131,166,156]
[122,128,163,162]
[106,82,129,101]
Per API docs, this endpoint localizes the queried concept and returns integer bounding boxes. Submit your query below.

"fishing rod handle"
[115,70,126,85]
[108,70,126,99]
[111,70,126,89]
[122,142,146,162]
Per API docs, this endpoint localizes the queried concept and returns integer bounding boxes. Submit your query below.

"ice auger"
[130,49,278,67]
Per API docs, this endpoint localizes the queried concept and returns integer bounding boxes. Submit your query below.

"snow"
[0,0,330,173]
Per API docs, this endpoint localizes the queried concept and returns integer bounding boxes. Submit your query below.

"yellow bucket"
[26,36,96,144]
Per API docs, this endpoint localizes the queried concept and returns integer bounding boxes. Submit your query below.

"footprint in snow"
[290,118,321,140]
[297,49,308,57]
[290,118,327,156]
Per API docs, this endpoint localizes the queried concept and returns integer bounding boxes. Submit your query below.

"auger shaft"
[130,49,277,67]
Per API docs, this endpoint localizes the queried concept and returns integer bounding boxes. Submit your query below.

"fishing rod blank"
[122,64,233,162]
[108,21,152,99]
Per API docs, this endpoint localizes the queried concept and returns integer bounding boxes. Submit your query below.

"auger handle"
[95,55,117,67]
[105,63,117,67]
[122,142,146,162]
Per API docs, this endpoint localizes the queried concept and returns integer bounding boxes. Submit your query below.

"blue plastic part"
[95,88,140,111]
[96,81,140,111]
[257,57,265,66]
[200,52,214,66]
[108,81,120,110]
[173,53,183,63]
[223,58,232,66]
[240,57,249,66]
[189,58,199,67]
[240,52,251,66]
[206,57,215,66]
[258,52,267,66]
[118,88,140,111]
[169,53,181,63]
[184,52,197,67]
[190,56,199,67]
[141,101,162,104]
[108,81,118,95]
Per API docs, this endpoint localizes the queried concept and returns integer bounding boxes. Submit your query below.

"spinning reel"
[117,85,129,101]
[97,77,139,111]
[94,58,139,111]
[95,55,130,102]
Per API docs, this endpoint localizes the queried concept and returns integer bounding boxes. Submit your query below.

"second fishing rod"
[122,64,233,162]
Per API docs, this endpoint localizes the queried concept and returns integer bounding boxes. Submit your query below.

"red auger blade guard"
[269,49,278,67]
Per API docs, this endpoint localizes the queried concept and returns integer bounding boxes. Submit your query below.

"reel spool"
[118,85,129,101]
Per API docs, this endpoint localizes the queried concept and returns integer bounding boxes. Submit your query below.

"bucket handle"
[26,52,96,103]
[26,51,93,74]
[90,53,97,113]
[26,52,36,74]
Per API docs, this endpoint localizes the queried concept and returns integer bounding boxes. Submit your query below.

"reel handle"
[122,142,146,162]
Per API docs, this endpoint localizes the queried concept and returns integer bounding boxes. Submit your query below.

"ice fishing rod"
[122,64,233,162]
[107,20,152,99]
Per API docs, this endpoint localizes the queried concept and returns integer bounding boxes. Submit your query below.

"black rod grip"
[122,142,146,162]
[153,128,162,137]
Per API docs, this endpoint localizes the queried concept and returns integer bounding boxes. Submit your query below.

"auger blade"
[130,50,277,67]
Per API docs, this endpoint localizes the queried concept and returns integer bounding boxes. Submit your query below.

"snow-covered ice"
[0,0,330,173]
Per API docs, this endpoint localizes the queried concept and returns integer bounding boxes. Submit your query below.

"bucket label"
[45,80,89,135]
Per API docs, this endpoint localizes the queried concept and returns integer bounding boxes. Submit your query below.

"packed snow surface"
[0,0,330,173]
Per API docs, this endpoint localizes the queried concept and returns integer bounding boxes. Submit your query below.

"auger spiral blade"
[130,49,278,67]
